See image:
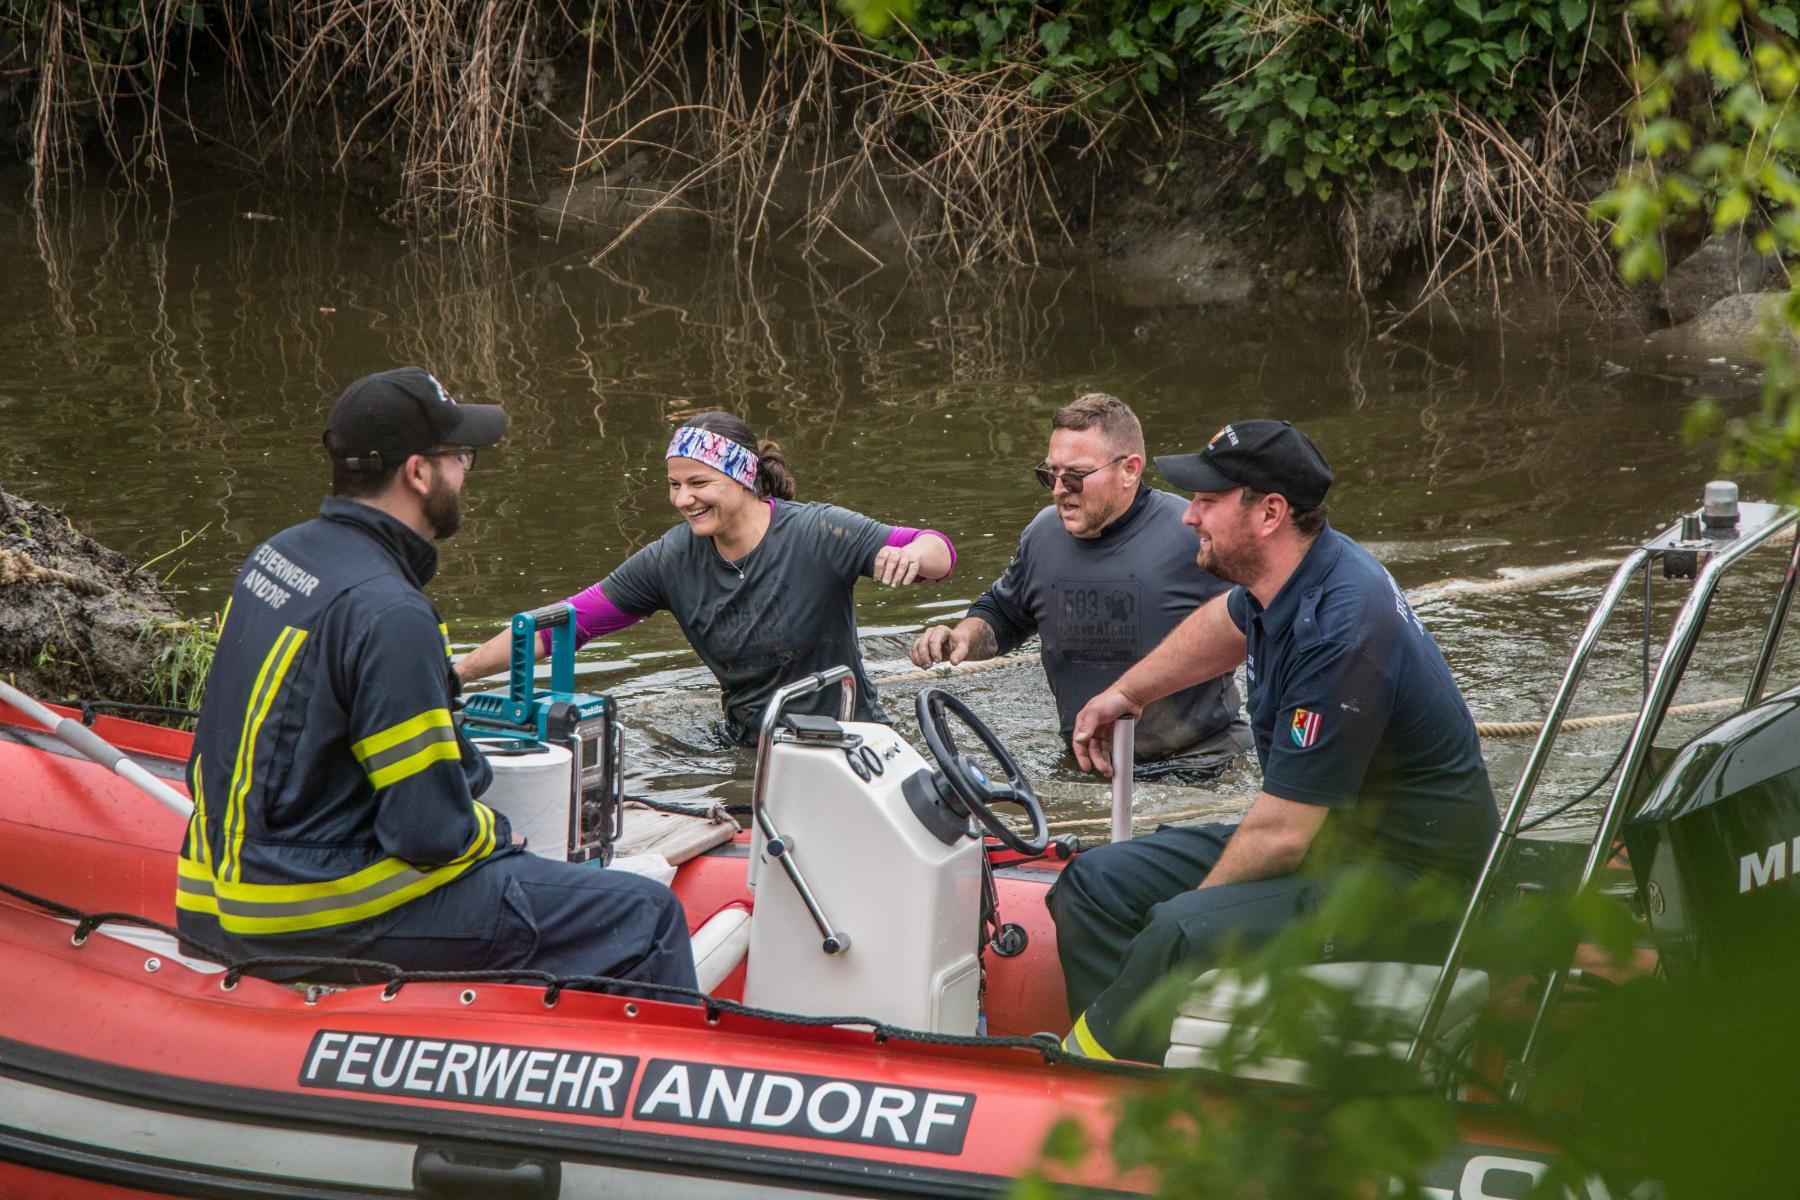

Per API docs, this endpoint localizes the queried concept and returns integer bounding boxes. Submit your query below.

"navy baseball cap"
[1156,420,1332,507]
[324,367,508,471]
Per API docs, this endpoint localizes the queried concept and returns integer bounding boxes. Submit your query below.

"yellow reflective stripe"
[173,804,497,935]
[184,754,210,868]
[223,627,309,883]
[1065,1013,1116,1061]
[221,632,290,881]
[367,739,462,789]
[352,708,453,763]
[438,622,452,659]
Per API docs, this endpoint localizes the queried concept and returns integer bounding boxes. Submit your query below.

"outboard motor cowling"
[1625,683,1800,985]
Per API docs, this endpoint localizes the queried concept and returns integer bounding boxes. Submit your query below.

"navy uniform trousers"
[229,851,699,1000]
[1047,823,1457,1063]
[1047,823,1331,1063]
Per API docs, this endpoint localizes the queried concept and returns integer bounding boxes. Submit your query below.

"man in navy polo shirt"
[1048,419,1497,1063]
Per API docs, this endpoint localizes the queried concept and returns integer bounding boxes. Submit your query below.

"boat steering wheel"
[915,687,1049,857]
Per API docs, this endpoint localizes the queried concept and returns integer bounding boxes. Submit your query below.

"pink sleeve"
[886,526,957,575]
[539,581,643,654]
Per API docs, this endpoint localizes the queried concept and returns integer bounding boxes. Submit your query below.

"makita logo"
[1738,837,1800,894]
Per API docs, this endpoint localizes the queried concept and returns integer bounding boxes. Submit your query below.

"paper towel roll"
[478,742,574,861]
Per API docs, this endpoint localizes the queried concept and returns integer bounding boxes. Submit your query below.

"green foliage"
[1201,0,1624,200]
[1594,0,1800,501]
[1014,859,1800,1197]
[143,614,216,723]
[5,0,206,69]
[843,0,1624,201]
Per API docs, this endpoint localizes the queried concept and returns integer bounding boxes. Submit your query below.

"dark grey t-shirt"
[599,501,892,744]
[967,486,1242,760]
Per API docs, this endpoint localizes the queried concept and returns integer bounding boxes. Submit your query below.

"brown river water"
[3,169,1790,829]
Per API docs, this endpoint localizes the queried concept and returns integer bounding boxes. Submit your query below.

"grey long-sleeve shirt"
[967,485,1243,760]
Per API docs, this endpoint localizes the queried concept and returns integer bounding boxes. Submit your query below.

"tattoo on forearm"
[968,620,997,660]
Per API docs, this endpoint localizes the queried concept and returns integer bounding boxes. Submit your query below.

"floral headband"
[666,425,759,491]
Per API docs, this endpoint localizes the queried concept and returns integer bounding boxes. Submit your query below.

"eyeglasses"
[1034,454,1125,493]
[423,447,477,471]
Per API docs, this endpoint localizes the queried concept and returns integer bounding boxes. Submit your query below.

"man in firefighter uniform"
[176,366,696,993]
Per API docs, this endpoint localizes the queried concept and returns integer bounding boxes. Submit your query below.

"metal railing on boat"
[1409,491,1800,1098]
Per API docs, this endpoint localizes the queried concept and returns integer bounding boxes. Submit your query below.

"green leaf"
[1150,0,1177,21]
[1174,5,1204,38]
[1029,70,1056,98]
[1560,0,1587,31]
[1454,0,1483,22]
[1108,26,1142,58]
[1264,115,1295,157]
[1620,238,1666,283]
[1037,19,1070,56]
[1769,5,1800,37]
[1284,75,1317,117]
[1713,188,1752,231]
[1422,18,1453,43]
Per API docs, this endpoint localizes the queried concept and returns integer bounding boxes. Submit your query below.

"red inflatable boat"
[0,674,1577,1199]
[33,473,1797,1200]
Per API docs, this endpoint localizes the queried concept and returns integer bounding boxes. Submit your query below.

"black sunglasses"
[1034,454,1125,493]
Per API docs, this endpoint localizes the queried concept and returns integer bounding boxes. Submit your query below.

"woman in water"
[456,412,955,742]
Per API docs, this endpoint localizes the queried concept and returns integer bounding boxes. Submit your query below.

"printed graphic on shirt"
[1290,707,1321,748]
[703,592,795,667]
[1052,581,1141,665]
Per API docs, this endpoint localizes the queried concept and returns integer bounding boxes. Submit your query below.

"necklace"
[716,546,747,579]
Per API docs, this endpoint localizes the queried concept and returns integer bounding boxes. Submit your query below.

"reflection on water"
[4,167,1794,828]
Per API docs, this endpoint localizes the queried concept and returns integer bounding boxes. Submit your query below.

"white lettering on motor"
[1739,837,1800,893]
[632,1060,974,1156]
[299,1031,635,1117]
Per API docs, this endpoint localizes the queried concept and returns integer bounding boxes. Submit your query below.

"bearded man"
[1049,420,1498,1063]
[176,367,695,995]
[909,393,1249,779]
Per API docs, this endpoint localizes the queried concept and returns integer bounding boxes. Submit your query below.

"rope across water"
[876,557,1634,739]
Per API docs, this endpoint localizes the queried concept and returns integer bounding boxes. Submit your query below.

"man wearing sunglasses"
[908,393,1251,779]
[177,367,696,997]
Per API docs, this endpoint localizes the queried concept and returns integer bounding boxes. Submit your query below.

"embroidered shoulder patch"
[1290,707,1321,748]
